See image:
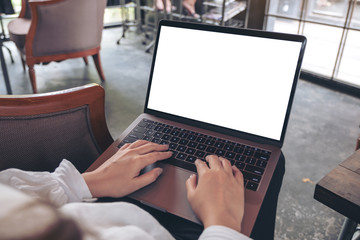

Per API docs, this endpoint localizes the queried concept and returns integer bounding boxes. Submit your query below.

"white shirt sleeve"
[0,161,253,240]
[199,226,252,240]
[0,159,92,207]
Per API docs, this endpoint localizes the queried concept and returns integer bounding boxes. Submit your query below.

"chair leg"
[83,56,88,65]
[17,49,26,71]
[28,64,37,93]
[92,53,105,81]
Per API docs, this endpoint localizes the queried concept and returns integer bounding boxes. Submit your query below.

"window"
[265,0,360,90]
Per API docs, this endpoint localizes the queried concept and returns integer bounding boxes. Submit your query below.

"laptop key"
[176,153,187,160]
[146,123,155,129]
[146,130,155,136]
[154,132,163,138]
[188,141,197,148]
[245,165,264,175]
[242,172,261,183]
[123,136,138,143]
[133,126,147,134]
[154,126,164,131]
[245,157,257,165]
[143,119,154,123]
[187,134,196,140]
[235,154,246,162]
[171,130,180,136]
[259,154,270,161]
[244,149,254,156]
[204,146,214,153]
[224,144,234,151]
[180,134,189,140]
[151,138,161,143]
[246,181,259,191]
[179,139,189,145]
[195,150,205,158]
[186,148,196,155]
[205,139,215,146]
[137,121,147,128]
[234,146,244,154]
[170,137,180,143]
[186,155,197,163]
[225,151,235,159]
[162,134,171,140]
[169,143,177,149]
[235,162,245,171]
[254,152,270,161]
[197,144,206,150]
[143,136,152,141]
[215,142,224,148]
[215,149,225,156]
[256,160,268,168]
[176,145,187,152]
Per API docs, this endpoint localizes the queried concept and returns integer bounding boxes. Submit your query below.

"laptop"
[113,20,306,236]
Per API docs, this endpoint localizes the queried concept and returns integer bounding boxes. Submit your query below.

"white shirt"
[0,160,251,240]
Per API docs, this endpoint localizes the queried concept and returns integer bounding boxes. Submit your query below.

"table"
[314,147,360,240]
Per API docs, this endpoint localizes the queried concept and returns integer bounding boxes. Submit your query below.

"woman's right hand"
[185,155,245,232]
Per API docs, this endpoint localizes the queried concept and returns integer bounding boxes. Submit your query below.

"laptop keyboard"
[118,118,271,191]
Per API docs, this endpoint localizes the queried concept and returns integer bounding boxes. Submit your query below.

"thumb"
[185,174,197,199]
[134,168,163,190]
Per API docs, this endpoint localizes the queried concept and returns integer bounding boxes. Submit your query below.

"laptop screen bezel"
[144,20,307,148]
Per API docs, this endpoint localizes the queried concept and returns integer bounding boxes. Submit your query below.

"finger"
[119,143,131,150]
[134,167,163,190]
[136,142,169,155]
[206,155,222,170]
[129,140,151,149]
[137,150,173,168]
[219,157,232,173]
[232,165,244,186]
[185,174,197,199]
[194,159,208,176]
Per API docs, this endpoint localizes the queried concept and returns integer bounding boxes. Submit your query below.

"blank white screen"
[147,26,302,141]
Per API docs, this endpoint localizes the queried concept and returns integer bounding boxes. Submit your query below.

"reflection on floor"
[1,26,360,240]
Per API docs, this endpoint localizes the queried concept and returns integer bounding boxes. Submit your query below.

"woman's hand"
[186,155,245,232]
[82,140,172,198]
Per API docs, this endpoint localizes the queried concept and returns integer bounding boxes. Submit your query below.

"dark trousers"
[100,153,285,240]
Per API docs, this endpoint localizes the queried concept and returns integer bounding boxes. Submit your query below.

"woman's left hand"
[82,140,172,198]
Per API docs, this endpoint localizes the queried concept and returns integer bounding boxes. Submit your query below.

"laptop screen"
[146,22,305,143]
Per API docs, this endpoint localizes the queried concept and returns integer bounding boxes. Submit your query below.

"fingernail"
[158,168,163,176]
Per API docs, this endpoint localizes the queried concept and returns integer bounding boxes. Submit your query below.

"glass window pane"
[350,2,360,29]
[336,30,360,87]
[265,16,300,34]
[267,0,304,19]
[301,23,343,77]
[104,5,136,25]
[305,0,348,27]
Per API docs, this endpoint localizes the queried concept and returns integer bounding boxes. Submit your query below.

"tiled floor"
[1,26,360,239]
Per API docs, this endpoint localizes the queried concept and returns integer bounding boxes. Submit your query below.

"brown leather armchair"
[0,83,113,172]
[7,0,107,93]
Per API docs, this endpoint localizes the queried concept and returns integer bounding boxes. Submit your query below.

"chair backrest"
[27,0,107,57]
[0,84,113,173]
[19,0,31,19]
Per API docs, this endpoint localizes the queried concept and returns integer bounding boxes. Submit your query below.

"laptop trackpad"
[129,162,201,224]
